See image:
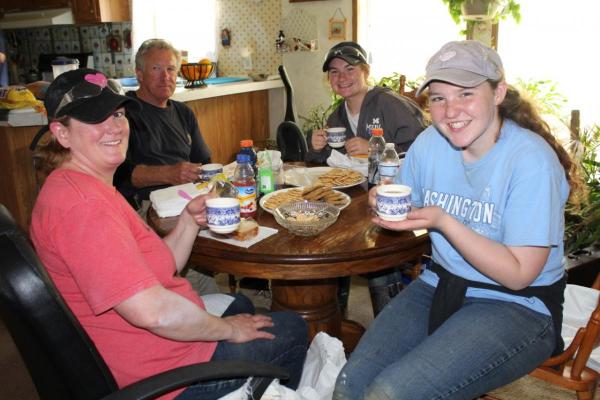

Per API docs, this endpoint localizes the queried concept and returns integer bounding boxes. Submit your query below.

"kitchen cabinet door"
[37,0,70,9]
[0,0,32,13]
[71,0,131,24]
[1,0,70,12]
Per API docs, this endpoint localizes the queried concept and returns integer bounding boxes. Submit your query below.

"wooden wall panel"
[186,90,270,164]
[0,126,40,232]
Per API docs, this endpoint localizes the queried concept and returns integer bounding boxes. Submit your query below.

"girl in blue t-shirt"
[333,40,584,400]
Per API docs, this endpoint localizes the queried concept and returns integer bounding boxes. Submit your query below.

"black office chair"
[0,204,288,400]
[278,65,298,123]
[276,121,308,162]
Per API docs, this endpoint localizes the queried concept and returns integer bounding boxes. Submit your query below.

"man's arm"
[131,162,201,187]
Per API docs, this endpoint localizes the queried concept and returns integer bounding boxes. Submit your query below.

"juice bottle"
[233,153,257,218]
[239,139,257,175]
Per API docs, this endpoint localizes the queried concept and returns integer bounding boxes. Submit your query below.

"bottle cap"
[240,139,254,147]
[371,128,384,136]
[385,143,395,148]
[237,153,251,163]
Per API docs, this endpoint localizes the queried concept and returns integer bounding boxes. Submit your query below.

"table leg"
[270,278,342,340]
[270,278,365,353]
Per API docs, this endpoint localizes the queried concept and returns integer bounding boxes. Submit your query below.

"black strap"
[428,262,565,354]
[29,125,50,151]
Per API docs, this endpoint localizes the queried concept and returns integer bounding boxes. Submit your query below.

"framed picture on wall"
[329,18,346,40]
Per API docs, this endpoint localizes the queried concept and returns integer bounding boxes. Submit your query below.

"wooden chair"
[483,272,600,400]
[529,272,600,400]
[397,74,429,110]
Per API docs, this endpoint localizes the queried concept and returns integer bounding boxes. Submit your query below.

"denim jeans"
[333,279,556,400]
[176,294,308,400]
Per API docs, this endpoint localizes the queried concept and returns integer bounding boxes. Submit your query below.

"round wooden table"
[148,182,430,351]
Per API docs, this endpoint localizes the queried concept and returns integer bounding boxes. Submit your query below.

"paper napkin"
[198,226,278,248]
[326,149,368,177]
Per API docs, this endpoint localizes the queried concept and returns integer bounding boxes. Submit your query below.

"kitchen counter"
[171,78,283,102]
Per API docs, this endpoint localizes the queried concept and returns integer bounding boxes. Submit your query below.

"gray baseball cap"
[416,40,504,96]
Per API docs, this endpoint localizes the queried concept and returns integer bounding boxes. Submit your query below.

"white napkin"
[149,183,209,218]
[326,149,368,177]
[257,150,283,171]
[198,226,278,248]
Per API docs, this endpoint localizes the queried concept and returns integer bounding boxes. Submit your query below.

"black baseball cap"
[322,41,368,72]
[29,68,140,150]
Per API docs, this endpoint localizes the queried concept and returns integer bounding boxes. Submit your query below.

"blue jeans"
[176,294,308,400]
[333,279,556,400]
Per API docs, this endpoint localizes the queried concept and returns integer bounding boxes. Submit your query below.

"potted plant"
[442,0,521,25]
[564,123,600,254]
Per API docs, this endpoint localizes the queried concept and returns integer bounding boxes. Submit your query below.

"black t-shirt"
[114,92,211,206]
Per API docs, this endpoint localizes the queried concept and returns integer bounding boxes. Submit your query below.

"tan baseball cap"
[416,40,504,96]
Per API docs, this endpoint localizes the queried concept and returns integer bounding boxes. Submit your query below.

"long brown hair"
[494,82,585,205]
[33,117,71,186]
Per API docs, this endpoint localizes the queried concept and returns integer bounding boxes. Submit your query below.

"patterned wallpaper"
[216,0,282,76]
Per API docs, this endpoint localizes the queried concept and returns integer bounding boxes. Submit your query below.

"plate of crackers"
[283,167,365,189]
[260,184,351,214]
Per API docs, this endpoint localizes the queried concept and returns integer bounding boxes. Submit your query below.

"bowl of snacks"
[274,200,340,236]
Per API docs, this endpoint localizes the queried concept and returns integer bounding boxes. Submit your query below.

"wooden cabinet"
[71,0,131,24]
[0,0,69,13]
[38,0,70,9]
[0,126,41,232]
[1,0,130,23]
[0,0,31,13]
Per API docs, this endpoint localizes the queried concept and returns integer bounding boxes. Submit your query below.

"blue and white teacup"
[201,163,224,182]
[326,127,347,149]
[206,197,240,234]
[376,184,412,221]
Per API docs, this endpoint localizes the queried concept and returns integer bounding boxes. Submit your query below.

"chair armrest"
[102,360,289,400]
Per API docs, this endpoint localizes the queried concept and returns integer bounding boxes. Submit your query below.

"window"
[359,0,600,129]
[500,0,600,128]
[131,0,217,63]
[357,0,463,83]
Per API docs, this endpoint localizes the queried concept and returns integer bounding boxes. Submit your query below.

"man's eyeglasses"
[54,80,115,117]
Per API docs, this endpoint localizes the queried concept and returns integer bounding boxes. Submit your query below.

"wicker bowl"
[274,201,340,236]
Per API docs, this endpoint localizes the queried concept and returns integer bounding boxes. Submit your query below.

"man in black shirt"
[114,39,211,208]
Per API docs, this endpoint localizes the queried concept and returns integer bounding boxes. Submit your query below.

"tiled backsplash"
[5,22,133,83]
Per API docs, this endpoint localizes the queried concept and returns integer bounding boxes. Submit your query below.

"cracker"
[264,189,303,210]
[316,168,363,187]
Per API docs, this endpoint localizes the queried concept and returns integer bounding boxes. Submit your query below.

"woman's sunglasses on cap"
[53,80,116,117]
[29,78,117,151]
[330,46,367,64]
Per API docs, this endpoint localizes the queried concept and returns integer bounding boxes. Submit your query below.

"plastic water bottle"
[379,143,401,185]
[367,128,386,188]
[233,154,257,218]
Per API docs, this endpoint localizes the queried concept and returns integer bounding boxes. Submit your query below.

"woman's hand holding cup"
[311,129,328,151]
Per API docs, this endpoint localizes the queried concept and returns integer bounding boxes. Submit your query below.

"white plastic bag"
[217,332,347,400]
[296,332,347,400]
